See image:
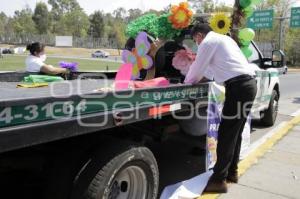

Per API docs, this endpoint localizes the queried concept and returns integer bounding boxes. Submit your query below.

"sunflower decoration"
[168,2,193,29]
[209,13,232,35]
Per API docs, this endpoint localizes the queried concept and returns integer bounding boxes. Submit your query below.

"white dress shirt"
[184,31,256,84]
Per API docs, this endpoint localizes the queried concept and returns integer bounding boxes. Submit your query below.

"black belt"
[224,74,256,87]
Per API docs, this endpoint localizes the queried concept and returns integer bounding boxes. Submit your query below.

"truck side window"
[248,43,260,63]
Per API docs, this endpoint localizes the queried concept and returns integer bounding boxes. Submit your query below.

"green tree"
[48,0,81,33]
[56,9,90,37]
[48,0,81,18]
[188,0,200,13]
[285,28,300,65]
[103,13,114,39]
[189,0,231,14]
[203,1,215,13]
[89,11,105,38]
[113,7,127,20]
[127,8,143,23]
[110,21,127,48]
[214,3,233,13]
[254,0,298,63]
[47,0,90,37]
[32,2,50,34]
[0,12,7,34]
[12,7,36,34]
[143,9,163,16]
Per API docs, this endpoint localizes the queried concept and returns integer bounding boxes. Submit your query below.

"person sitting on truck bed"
[185,24,257,194]
[25,42,69,75]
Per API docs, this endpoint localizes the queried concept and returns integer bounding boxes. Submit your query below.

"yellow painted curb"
[198,114,300,199]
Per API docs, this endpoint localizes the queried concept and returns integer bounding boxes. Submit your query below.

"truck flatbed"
[0,78,209,153]
[0,79,114,102]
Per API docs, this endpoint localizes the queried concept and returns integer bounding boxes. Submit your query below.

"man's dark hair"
[26,42,45,55]
[190,23,212,37]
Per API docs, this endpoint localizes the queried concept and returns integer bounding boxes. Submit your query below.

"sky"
[0,0,235,16]
[0,0,299,16]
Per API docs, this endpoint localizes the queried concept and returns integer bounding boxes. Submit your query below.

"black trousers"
[212,77,257,181]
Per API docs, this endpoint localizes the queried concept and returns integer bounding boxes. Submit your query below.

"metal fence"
[72,37,118,49]
[0,33,55,46]
[0,32,118,49]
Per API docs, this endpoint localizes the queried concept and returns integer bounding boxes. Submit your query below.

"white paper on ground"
[240,115,251,160]
[160,171,213,199]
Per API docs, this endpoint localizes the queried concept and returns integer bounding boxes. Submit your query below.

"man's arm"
[184,42,217,84]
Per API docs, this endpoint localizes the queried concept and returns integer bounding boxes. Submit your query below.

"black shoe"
[227,171,238,183]
[204,179,228,193]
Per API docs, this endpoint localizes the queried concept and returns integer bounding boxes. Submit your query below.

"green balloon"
[238,28,255,42]
[241,46,253,58]
[243,5,255,18]
[241,40,251,47]
[239,0,252,8]
[252,0,261,5]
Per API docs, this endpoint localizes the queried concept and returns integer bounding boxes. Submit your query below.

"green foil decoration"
[125,13,182,40]
[156,13,182,40]
[126,14,159,38]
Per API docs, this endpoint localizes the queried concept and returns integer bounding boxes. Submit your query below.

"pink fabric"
[115,63,133,90]
[132,77,170,89]
[172,48,196,75]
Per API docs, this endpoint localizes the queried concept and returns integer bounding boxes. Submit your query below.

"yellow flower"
[169,2,193,29]
[209,13,231,35]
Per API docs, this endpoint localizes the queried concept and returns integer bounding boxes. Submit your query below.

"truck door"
[247,43,266,109]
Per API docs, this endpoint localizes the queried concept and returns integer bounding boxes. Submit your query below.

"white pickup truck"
[247,42,281,126]
[155,33,282,127]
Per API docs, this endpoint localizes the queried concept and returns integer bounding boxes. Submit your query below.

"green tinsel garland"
[156,13,182,40]
[125,14,159,38]
[125,13,182,40]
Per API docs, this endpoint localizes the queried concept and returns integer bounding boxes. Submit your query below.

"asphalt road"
[278,71,300,115]
[251,71,300,143]
[12,54,123,63]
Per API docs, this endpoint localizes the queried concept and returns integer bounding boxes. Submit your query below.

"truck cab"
[248,42,282,126]
[152,30,282,126]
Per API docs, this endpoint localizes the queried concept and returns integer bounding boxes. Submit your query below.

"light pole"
[275,16,290,51]
[90,26,94,49]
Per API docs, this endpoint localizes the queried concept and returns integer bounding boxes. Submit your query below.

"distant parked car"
[1,48,13,54]
[91,50,110,58]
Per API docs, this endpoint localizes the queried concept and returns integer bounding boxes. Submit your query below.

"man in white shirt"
[184,24,257,193]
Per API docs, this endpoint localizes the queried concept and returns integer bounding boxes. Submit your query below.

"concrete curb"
[198,113,300,199]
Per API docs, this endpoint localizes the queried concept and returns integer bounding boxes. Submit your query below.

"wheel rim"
[107,166,147,199]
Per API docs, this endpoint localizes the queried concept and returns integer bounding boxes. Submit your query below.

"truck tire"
[260,90,279,126]
[71,146,159,199]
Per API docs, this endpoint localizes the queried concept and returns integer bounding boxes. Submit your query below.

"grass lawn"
[0,55,121,71]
